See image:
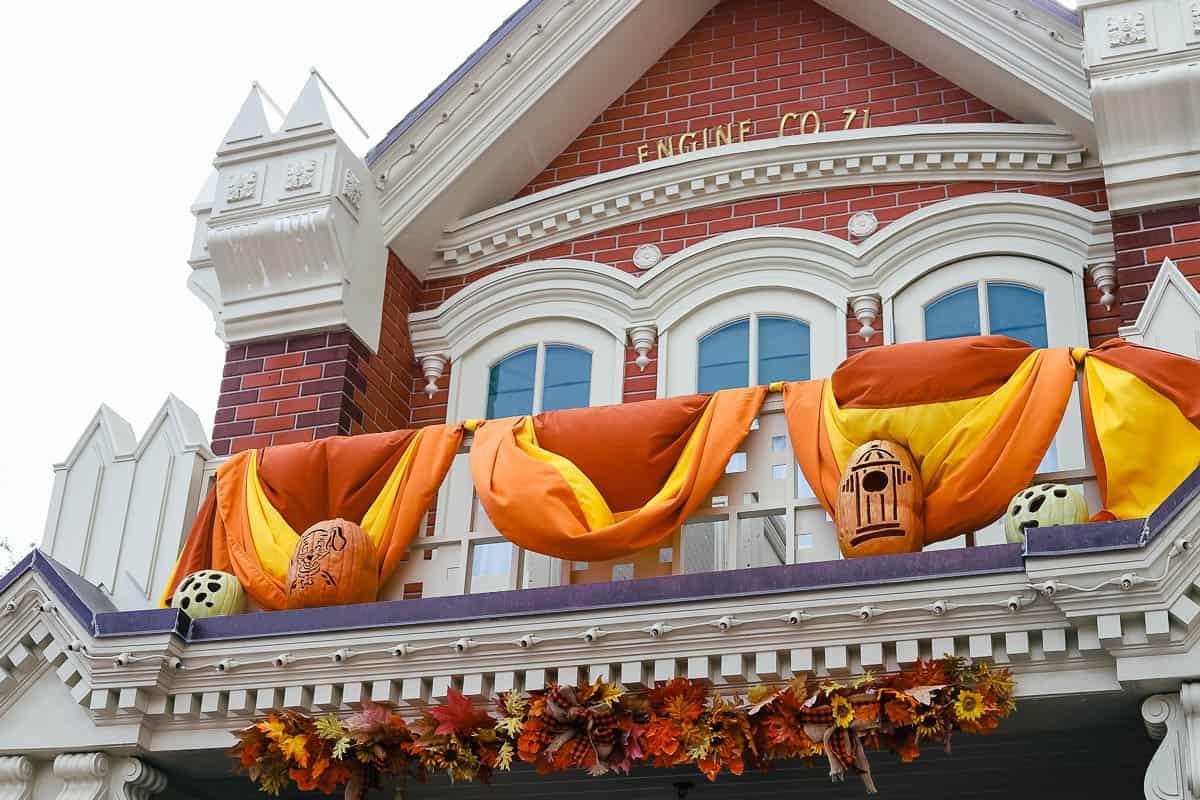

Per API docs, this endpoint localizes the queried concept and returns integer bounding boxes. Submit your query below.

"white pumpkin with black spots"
[170,570,246,618]
[1004,483,1089,544]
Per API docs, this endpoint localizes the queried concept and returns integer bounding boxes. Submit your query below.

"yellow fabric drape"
[1081,343,1200,520]
[784,339,1076,544]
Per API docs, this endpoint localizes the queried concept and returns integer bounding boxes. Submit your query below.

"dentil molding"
[433,124,1099,277]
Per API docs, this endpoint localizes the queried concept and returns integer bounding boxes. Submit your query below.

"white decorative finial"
[851,295,882,341]
[420,354,448,398]
[1091,262,1117,310]
[629,326,657,371]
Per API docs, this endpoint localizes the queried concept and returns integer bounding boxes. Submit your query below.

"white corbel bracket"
[1143,685,1200,800]
[629,325,658,372]
[1090,262,1118,310]
[850,295,882,342]
[420,354,449,398]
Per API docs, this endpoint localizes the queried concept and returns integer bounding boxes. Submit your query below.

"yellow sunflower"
[954,691,986,723]
[830,695,854,728]
[915,712,942,740]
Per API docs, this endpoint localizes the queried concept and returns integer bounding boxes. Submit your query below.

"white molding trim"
[1120,257,1200,358]
[1143,690,1199,800]
[815,0,1094,148]
[373,0,718,275]
[41,396,214,611]
[412,192,1113,360]
[9,482,1200,756]
[432,124,1099,277]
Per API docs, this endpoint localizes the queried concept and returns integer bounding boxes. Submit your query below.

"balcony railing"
[41,373,1098,610]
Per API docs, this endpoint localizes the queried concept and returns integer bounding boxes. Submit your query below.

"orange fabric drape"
[470,387,767,562]
[1081,339,1200,521]
[783,336,1076,545]
[161,425,462,609]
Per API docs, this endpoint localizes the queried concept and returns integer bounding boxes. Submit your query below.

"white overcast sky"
[0,0,1078,563]
[0,1,521,557]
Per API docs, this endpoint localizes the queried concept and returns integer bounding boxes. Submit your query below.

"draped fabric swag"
[160,425,463,610]
[159,337,1200,607]
[469,386,767,562]
[1078,339,1200,521]
[780,336,1077,545]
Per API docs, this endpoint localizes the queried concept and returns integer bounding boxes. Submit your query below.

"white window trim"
[891,255,1088,347]
[663,288,840,397]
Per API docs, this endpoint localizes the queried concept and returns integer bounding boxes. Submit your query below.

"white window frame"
[890,255,1088,348]
[661,287,843,397]
[435,318,623,597]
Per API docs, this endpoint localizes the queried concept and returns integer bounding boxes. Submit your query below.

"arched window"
[924,282,1048,349]
[486,344,592,417]
[698,315,810,392]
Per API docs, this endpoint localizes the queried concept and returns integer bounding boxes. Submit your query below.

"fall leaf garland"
[230,657,1014,798]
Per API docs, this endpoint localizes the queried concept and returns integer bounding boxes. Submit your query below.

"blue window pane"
[758,316,810,384]
[925,286,981,341]
[987,283,1048,349]
[487,347,536,418]
[542,345,592,412]
[699,320,750,392]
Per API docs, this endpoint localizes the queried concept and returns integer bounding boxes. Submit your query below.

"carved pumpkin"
[171,570,245,618]
[1004,483,1088,543]
[836,440,925,558]
[285,518,379,609]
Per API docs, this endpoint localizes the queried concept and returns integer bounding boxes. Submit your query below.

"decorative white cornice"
[431,124,1098,277]
[1078,0,1200,212]
[190,74,387,348]
[412,192,1112,358]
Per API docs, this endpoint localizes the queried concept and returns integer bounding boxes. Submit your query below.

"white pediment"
[1119,257,1200,358]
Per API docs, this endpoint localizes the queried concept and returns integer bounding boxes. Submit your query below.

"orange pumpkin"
[285,518,379,609]
[835,440,925,558]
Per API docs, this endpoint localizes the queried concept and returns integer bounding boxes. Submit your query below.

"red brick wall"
[212,255,422,455]
[519,0,1010,197]
[1098,204,1200,345]
[623,344,658,403]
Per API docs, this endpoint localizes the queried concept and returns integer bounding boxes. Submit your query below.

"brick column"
[1104,205,1200,340]
[211,253,422,455]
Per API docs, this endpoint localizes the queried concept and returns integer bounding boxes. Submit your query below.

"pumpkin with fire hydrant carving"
[170,570,245,618]
[285,518,379,609]
[835,440,925,558]
[1004,483,1089,543]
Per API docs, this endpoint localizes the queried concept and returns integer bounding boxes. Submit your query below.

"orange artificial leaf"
[428,688,493,737]
[280,734,310,767]
[258,717,288,742]
[854,703,878,724]
[884,699,914,726]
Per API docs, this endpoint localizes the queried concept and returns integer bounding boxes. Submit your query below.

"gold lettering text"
[778,111,800,137]
[715,124,733,147]
[656,137,674,159]
[842,108,858,130]
[637,143,650,163]
[738,119,752,142]
[678,131,697,153]
[800,110,821,135]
